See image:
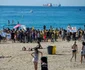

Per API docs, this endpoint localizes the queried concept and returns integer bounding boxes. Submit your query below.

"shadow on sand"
[48,53,70,55]
[0,56,11,59]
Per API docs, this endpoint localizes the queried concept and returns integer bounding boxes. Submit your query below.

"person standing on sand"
[70,41,78,62]
[81,41,85,63]
[31,47,43,70]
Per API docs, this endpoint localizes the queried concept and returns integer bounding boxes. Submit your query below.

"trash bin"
[52,45,56,54]
[47,45,56,54]
[47,46,53,54]
[41,56,48,70]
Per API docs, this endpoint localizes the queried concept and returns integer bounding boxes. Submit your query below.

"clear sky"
[0,0,85,6]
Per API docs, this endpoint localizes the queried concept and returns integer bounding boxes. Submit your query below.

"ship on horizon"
[43,3,61,7]
[43,3,52,7]
[58,4,61,7]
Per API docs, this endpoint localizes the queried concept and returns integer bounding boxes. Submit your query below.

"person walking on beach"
[70,41,78,62]
[36,41,43,49]
[81,41,85,63]
[31,47,43,70]
[28,41,43,51]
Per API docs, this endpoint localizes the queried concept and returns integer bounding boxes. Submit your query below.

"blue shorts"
[81,51,85,55]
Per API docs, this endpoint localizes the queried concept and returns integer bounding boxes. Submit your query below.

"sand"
[0,40,85,70]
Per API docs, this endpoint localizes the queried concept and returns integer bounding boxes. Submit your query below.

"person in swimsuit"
[31,47,43,70]
[81,41,85,63]
[70,41,78,62]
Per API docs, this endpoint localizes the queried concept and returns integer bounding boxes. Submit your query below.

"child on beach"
[31,47,43,70]
[81,41,85,63]
[70,41,78,62]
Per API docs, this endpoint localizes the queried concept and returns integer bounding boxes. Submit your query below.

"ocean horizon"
[0,6,85,30]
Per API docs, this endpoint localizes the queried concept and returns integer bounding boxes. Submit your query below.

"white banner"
[67,27,77,32]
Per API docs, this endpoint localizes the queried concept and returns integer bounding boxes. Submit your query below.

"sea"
[0,6,85,30]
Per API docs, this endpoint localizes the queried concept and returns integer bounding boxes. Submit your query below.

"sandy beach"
[0,40,85,70]
[0,0,85,70]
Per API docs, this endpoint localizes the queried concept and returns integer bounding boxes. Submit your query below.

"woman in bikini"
[70,41,78,62]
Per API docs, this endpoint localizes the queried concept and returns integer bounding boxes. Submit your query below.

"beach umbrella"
[14,24,21,29]
[20,25,26,31]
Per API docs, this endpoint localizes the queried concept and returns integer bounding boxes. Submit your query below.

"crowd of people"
[0,25,85,43]
[0,26,85,70]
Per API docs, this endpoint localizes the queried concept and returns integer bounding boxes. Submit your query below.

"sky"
[0,0,85,6]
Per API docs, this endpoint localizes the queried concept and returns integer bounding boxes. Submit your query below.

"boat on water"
[47,3,52,7]
[43,3,52,7]
[58,4,61,7]
[43,3,61,7]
